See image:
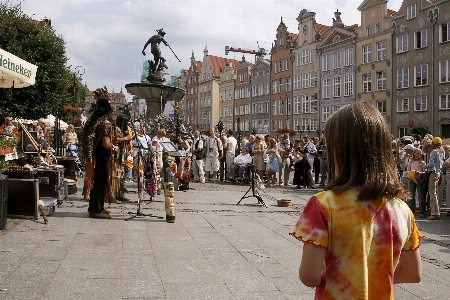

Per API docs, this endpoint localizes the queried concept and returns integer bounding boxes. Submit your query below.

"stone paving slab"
[1,179,450,299]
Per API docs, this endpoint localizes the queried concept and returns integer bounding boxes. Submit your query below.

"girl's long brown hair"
[324,102,405,201]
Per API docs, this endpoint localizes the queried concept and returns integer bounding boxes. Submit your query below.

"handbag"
[276,154,282,164]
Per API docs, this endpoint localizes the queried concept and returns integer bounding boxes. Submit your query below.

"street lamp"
[73,66,85,107]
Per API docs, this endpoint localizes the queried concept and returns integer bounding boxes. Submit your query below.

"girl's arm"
[394,249,422,283]
[299,242,326,287]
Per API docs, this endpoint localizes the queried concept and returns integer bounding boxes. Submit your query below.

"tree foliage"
[0,2,85,124]
[410,123,429,139]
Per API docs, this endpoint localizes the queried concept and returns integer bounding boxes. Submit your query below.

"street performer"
[82,87,129,219]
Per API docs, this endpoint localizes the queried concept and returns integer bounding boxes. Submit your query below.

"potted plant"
[0,127,21,155]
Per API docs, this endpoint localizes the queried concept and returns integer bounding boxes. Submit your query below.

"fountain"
[125,28,185,120]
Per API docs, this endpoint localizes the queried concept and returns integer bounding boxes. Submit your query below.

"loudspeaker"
[7,178,39,218]
[21,130,39,153]
[35,169,64,199]
[0,175,7,230]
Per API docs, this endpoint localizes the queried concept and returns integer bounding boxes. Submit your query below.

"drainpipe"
[427,7,438,135]
[390,20,396,135]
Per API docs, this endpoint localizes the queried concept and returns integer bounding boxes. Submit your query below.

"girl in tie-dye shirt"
[290,103,422,299]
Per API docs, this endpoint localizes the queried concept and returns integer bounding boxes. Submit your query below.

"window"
[274,62,278,73]
[414,96,427,111]
[310,119,318,132]
[294,96,301,114]
[279,60,284,72]
[415,64,428,86]
[322,55,330,71]
[362,45,371,64]
[397,98,409,112]
[332,52,341,69]
[272,100,277,116]
[302,95,310,114]
[310,71,317,87]
[272,80,277,94]
[279,79,284,93]
[415,29,427,49]
[258,84,263,95]
[377,71,386,90]
[294,75,301,90]
[279,98,284,115]
[302,49,310,65]
[344,48,353,66]
[252,86,257,97]
[376,23,381,34]
[322,106,331,123]
[397,35,409,53]
[407,4,416,20]
[271,120,276,131]
[287,97,291,115]
[310,50,315,63]
[343,74,353,96]
[332,105,343,114]
[440,22,450,43]
[397,67,409,89]
[286,77,291,92]
[440,59,450,83]
[265,83,269,94]
[362,73,372,92]
[376,40,386,61]
[286,59,289,71]
[310,94,318,113]
[333,76,341,97]
[366,26,371,36]
[377,101,386,113]
[322,78,331,98]
[296,54,301,66]
[440,94,450,110]
[302,73,309,88]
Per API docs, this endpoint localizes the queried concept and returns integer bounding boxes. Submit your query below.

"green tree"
[0,3,84,123]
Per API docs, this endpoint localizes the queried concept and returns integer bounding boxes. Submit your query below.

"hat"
[402,144,416,151]
[432,137,442,146]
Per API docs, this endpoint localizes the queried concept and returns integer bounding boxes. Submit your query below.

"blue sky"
[12,0,403,99]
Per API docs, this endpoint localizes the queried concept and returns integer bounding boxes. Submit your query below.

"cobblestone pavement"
[0,178,449,299]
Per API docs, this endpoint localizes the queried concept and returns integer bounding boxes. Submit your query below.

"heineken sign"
[0,48,38,88]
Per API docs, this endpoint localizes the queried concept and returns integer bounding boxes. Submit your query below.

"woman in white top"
[64,124,78,156]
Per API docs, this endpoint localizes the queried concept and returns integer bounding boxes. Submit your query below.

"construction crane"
[225,46,266,57]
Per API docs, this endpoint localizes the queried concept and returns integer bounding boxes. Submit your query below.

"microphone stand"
[125,123,163,221]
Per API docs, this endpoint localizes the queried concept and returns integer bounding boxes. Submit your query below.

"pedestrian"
[427,137,443,220]
[226,129,238,177]
[277,133,292,186]
[252,135,266,181]
[204,128,223,182]
[265,138,279,186]
[219,134,228,182]
[190,130,205,183]
[408,148,427,216]
[290,102,422,298]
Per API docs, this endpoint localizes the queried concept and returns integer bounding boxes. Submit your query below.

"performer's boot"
[164,182,175,223]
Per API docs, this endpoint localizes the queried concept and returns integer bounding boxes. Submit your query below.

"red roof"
[315,23,332,37]
[387,9,396,17]
[208,55,239,77]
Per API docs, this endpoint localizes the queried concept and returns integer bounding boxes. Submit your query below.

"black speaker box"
[0,175,7,230]
[35,169,64,199]
[7,178,38,218]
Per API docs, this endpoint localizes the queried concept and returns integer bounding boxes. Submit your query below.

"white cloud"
[11,0,404,100]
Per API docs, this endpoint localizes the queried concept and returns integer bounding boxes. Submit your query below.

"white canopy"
[42,115,68,130]
[0,48,38,88]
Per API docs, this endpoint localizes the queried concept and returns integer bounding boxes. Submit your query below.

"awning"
[0,48,38,88]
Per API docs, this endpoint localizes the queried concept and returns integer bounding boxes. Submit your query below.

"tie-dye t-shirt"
[290,189,422,300]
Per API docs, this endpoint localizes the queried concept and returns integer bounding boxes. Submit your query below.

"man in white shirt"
[303,135,317,167]
[132,126,152,154]
[229,147,252,181]
[204,128,223,182]
[190,130,205,183]
[226,129,238,177]
[278,133,292,186]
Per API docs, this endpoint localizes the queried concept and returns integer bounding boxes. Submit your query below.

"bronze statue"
[142,28,181,83]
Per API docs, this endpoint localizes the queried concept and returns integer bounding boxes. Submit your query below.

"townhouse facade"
[317,10,357,130]
[250,57,271,135]
[185,52,201,130]
[391,0,450,137]
[293,10,330,138]
[218,63,236,133]
[355,0,396,129]
[270,18,296,138]
[234,57,253,136]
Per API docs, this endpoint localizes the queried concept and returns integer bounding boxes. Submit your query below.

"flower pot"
[0,147,14,156]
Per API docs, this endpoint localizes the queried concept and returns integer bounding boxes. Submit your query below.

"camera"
[209,148,213,152]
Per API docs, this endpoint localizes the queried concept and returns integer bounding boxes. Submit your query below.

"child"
[408,148,427,217]
[124,152,134,183]
[290,102,422,299]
